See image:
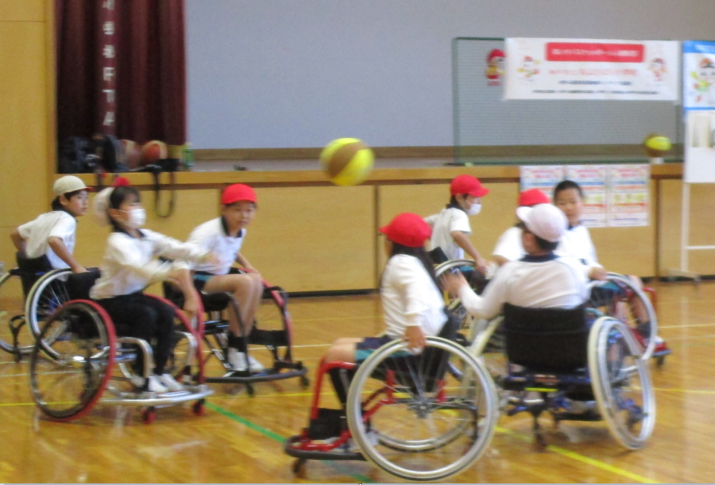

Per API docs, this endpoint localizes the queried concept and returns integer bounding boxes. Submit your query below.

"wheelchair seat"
[503,302,588,373]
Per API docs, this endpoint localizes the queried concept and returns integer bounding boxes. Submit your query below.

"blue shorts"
[355,335,392,363]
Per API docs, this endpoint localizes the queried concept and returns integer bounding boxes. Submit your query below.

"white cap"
[53,176,92,197]
[516,204,568,243]
[93,187,114,226]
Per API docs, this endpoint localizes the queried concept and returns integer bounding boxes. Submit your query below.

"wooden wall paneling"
[0,0,44,22]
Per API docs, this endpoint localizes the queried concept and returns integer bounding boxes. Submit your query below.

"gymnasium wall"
[186,0,715,149]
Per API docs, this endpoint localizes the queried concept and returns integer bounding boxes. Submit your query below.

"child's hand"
[440,271,468,295]
[589,266,608,281]
[404,326,426,353]
[476,257,490,275]
[182,292,201,321]
[71,265,88,274]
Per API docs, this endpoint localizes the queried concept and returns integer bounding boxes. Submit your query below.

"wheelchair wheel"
[434,260,479,331]
[470,316,508,407]
[25,269,73,351]
[346,337,498,482]
[588,273,658,361]
[29,301,116,421]
[0,270,35,355]
[589,316,656,450]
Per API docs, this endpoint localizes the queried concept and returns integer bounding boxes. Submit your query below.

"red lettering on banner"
[546,43,644,63]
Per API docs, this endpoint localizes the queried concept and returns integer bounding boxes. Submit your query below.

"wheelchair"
[471,303,655,450]
[29,271,213,424]
[0,254,64,360]
[163,271,308,396]
[285,317,500,482]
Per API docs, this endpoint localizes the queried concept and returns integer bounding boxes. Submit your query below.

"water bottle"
[182,142,194,171]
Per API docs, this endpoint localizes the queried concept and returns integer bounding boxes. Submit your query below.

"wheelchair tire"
[588,316,656,450]
[346,337,498,482]
[25,269,73,354]
[29,300,116,421]
[0,270,35,355]
[435,260,479,331]
[588,273,658,361]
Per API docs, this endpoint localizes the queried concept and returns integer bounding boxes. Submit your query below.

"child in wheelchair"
[186,183,265,372]
[11,175,92,275]
[90,179,215,393]
[424,175,491,292]
[492,188,551,267]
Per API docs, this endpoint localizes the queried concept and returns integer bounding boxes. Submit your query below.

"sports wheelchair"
[29,271,212,423]
[162,271,308,396]
[285,317,500,482]
[471,303,655,450]
[0,254,67,359]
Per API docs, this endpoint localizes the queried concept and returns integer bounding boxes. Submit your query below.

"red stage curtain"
[55,0,186,145]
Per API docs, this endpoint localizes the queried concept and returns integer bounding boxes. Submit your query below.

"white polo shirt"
[90,229,207,299]
[556,224,601,267]
[424,207,471,261]
[458,254,589,321]
[381,254,447,339]
[492,226,526,263]
[187,217,245,275]
[17,211,77,269]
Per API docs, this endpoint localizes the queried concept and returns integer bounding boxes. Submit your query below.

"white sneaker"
[157,373,184,392]
[228,348,248,371]
[147,375,169,393]
[347,430,380,452]
[129,374,145,389]
[247,355,265,372]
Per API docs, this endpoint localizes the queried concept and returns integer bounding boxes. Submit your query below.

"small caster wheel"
[292,458,306,476]
[300,375,310,388]
[246,384,255,397]
[193,399,206,416]
[142,407,156,424]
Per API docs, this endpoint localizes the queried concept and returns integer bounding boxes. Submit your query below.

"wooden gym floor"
[0,280,713,483]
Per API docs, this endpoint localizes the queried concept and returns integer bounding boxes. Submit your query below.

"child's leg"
[324,339,360,409]
[141,295,177,375]
[203,273,263,338]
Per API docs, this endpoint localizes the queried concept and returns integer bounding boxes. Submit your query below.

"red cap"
[221,184,257,205]
[518,188,549,207]
[113,177,131,188]
[379,213,432,248]
[450,175,490,197]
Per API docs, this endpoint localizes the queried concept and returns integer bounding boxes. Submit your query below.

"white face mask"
[466,202,482,216]
[122,207,146,229]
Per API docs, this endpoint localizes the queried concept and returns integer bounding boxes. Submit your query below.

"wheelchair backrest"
[16,252,53,296]
[503,303,588,372]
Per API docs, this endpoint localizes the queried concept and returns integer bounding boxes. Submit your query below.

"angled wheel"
[588,273,658,361]
[25,269,73,352]
[589,316,655,450]
[0,270,35,355]
[470,316,509,409]
[29,300,116,421]
[435,260,478,331]
[346,337,498,482]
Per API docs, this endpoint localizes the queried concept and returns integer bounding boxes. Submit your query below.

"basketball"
[121,139,141,169]
[319,138,374,186]
[642,134,672,158]
[140,140,169,165]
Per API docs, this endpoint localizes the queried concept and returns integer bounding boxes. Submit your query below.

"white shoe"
[129,374,145,389]
[228,348,248,371]
[147,375,169,393]
[157,373,184,392]
[347,430,380,452]
[247,355,265,372]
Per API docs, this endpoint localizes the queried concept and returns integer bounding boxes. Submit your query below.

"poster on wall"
[607,164,650,227]
[519,165,564,198]
[682,40,715,109]
[684,110,715,183]
[505,38,680,101]
[564,165,607,227]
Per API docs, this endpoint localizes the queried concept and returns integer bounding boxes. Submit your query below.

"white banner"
[684,111,715,183]
[505,38,680,101]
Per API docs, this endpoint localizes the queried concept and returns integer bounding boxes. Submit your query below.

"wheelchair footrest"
[552,409,602,422]
[249,329,289,347]
[308,408,346,440]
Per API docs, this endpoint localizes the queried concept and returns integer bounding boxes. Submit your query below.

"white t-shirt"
[458,254,589,321]
[492,226,525,262]
[424,207,472,260]
[556,224,601,267]
[187,217,245,275]
[381,254,447,339]
[17,211,77,269]
[90,229,207,299]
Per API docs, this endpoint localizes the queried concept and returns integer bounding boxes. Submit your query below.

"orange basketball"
[140,140,168,165]
[121,139,141,169]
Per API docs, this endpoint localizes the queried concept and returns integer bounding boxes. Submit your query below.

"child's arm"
[47,237,87,273]
[450,230,488,272]
[235,253,257,272]
[168,267,201,321]
[10,229,26,254]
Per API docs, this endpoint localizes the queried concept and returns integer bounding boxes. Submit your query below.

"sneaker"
[247,355,265,372]
[228,348,248,371]
[129,374,146,389]
[347,430,380,452]
[146,375,169,393]
[157,373,184,392]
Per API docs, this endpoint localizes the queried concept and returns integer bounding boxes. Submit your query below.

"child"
[11,175,91,273]
[424,175,490,273]
[492,188,551,267]
[186,184,265,372]
[324,213,449,410]
[90,179,214,393]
